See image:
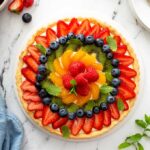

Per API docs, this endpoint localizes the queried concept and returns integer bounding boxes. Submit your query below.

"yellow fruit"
[71,49,86,61]
[90,83,100,100]
[49,72,63,86]
[96,72,106,85]
[62,94,77,104]
[91,63,103,71]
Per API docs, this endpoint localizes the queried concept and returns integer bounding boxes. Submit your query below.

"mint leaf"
[35,44,46,54]
[135,120,147,129]
[105,72,113,82]
[61,126,70,138]
[100,85,113,94]
[117,99,124,111]
[67,104,79,113]
[70,79,77,86]
[137,142,144,150]
[46,53,55,72]
[106,36,117,51]
[144,114,150,125]
[126,134,143,143]
[118,142,131,149]
[84,101,95,111]
[145,128,150,137]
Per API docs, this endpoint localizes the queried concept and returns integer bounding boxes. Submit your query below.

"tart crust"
[15,17,140,139]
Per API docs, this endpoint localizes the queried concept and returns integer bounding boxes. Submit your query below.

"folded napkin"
[0,92,24,150]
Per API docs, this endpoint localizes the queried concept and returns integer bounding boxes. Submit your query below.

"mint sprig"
[69,79,77,96]
[118,114,150,150]
[61,126,70,138]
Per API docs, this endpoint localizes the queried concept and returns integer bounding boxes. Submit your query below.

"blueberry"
[46,48,52,56]
[22,13,32,23]
[111,78,121,87]
[68,112,76,120]
[39,89,47,98]
[93,106,100,114]
[100,102,108,111]
[76,34,85,42]
[106,95,116,104]
[40,55,47,64]
[35,82,41,90]
[59,108,68,117]
[59,36,67,45]
[38,64,46,74]
[111,59,119,67]
[76,109,84,118]
[110,88,118,96]
[36,74,44,82]
[50,41,59,50]
[85,35,94,44]
[107,52,113,59]
[102,44,110,53]
[111,68,120,77]
[50,103,59,112]
[86,110,93,118]
[42,97,51,105]
[95,38,104,47]
[67,32,75,40]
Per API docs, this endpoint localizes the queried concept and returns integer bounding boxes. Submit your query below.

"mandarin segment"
[71,49,86,61]
[97,72,106,85]
[62,94,77,104]
[49,72,63,86]
[80,54,97,66]
[90,83,100,100]
[91,63,103,71]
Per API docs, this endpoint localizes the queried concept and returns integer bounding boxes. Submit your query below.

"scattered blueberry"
[40,55,47,64]
[111,68,120,77]
[59,108,68,117]
[100,102,108,111]
[102,44,110,53]
[22,13,32,23]
[86,110,93,118]
[68,112,76,120]
[67,32,75,40]
[42,97,51,105]
[59,36,67,45]
[50,41,59,50]
[111,78,121,87]
[35,82,41,90]
[95,38,104,47]
[107,52,113,59]
[38,64,46,74]
[76,109,84,118]
[50,103,59,112]
[93,106,100,114]
[76,34,85,42]
[39,89,47,98]
[85,35,95,44]
[36,74,44,82]
[110,88,118,96]
[106,95,116,104]
[46,48,52,56]
[111,59,119,67]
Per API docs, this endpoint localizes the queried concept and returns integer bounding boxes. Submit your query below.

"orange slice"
[96,72,106,85]
[71,49,86,61]
[49,72,63,86]
[80,54,97,66]
[91,63,103,71]
[62,94,77,104]
[90,83,100,100]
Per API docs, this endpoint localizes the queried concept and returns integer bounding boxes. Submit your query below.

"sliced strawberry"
[76,19,91,35]
[65,120,74,129]
[69,18,79,33]
[109,103,120,120]
[22,92,41,102]
[46,28,57,45]
[114,45,127,55]
[42,106,59,126]
[94,112,104,130]
[27,102,44,111]
[34,110,43,119]
[71,117,85,136]
[119,65,137,78]
[57,20,69,37]
[75,73,88,87]
[76,84,90,96]
[103,110,111,126]
[52,117,68,129]
[83,117,94,134]
[35,36,48,48]
[86,23,101,38]
[99,28,110,40]
[20,80,38,93]
[8,0,23,14]
[27,45,40,64]
[62,74,74,90]
[114,35,121,46]
[23,55,38,73]
[21,67,36,83]
[23,0,34,8]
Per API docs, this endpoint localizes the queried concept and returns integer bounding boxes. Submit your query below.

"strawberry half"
[24,0,34,8]
[35,36,49,48]
[62,74,74,90]
[83,117,94,134]
[99,28,110,39]
[22,92,41,102]
[114,35,121,46]
[114,45,127,55]
[109,103,120,120]
[69,18,79,33]
[8,0,23,14]
[103,110,111,126]
[42,106,59,126]
[94,112,104,130]
[52,117,68,129]
[57,20,69,37]
[27,102,44,111]
[46,28,57,45]
[34,110,43,119]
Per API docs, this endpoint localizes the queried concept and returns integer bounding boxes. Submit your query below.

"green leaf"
[135,120,147,129]
[144,128,150,137]
[35,44,46,54]
[106,36,117,51]
[144,114,150,125]
[61,126,70,138]
[117,99,124,111]
[118,142,131,149]
[46,53,55,72]
[137,142,144,150]
[52,97,63,106]
[105,72,113,82]
[67,104,79,113]
[55,45,64,58]
[126,133,143,143]
[84,101,96,111]
[70,79,77,86]
[100,85,113,94]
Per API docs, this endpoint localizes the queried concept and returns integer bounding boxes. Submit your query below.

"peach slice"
[49,72,63,86]
[71,49,86,62]
[90,83,100,100]
[96,72,106,85]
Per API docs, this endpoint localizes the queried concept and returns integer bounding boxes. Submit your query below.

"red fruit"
[21,67,36,83]
[57,20,69,37]
[109,103,120,120]
[34,110,43,119]
[42,106,59,126]
[76,84,90,96]
[8,0,23,13]
[24,0,34,8]
[52,117,68,129]
[35,36,48,48]
[65,120,74,129]
[119,65,137,78]
[114,45,127,56]
[69,18,79,33]
[103,110,111,126]
[83,117,94,134]
[94,112,104,130]
[23,55,38,73]
[27,102,44,111]
[69,61,85,77]
[22,92,41,102]
[62,74,74,90]
[76,19,91,35]
[46,28,57,45]
[114,35,121,46]
[99,28,110,39]
[75,73,88,87]
[84,67,99,82]
[71,117,85,136]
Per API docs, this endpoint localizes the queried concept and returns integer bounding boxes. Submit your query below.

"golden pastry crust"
[15,17,140,140]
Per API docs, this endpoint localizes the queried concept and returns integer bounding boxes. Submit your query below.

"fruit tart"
[16,17,140,139]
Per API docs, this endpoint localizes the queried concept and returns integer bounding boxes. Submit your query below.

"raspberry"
[75,73,88,87]
[62,74,74,90]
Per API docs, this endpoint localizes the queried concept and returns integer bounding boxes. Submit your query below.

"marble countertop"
[1,0,150,149]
